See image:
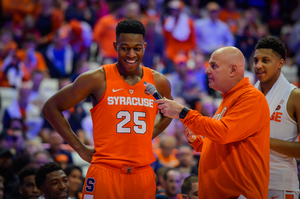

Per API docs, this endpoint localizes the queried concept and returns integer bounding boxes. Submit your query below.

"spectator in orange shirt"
[163,0,196,74]
[153,135,179,170]
[17,34,48,77]
[93,1,126,64]
[218,0,241,34]
[155,46,270,198]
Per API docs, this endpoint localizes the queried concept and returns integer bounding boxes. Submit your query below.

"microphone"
[145,83,163,100]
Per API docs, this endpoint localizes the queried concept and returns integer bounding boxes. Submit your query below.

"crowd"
[0,0,300,198]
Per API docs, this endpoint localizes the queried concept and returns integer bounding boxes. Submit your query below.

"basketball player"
[254,37,300,199]
[42,19,172,198]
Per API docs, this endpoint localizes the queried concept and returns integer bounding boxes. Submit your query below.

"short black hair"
[255,37,286,60]
[18,167,37,185]
[35,162,62,189]
[64,165,82,177]
[116,19,145,39]
[181,174,198,195]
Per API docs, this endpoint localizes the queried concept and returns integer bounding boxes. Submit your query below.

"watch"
[179,107,190,119]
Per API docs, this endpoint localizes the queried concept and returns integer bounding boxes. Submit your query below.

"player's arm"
[42,69,105,162]
[152,71,173,139]
[270,89,300,158]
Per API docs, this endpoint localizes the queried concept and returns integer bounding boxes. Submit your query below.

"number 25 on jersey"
[116,111,147,134]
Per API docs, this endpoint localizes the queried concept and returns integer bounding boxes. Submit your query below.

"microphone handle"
[153,92,163,100]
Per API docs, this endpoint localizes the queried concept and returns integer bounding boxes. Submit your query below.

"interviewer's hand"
[183,125,197,143]
[155,98,185,119]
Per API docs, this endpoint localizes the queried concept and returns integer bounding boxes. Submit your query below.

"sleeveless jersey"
[269,84,299,191]
[90,63,158,168]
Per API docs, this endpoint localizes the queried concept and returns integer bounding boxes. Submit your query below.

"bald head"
[206,46,246,93]
[213,46,245,77]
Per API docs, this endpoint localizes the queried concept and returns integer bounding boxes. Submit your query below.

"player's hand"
[183,125,197,143]
[78,145,95,163]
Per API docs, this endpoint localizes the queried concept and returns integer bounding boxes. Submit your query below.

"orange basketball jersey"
[90,63,158,168]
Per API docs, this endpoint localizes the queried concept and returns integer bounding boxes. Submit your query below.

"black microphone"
[145,83,163,100]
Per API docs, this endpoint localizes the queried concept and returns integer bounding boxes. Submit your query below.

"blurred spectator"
[16,34,48,77]
[176,145,198,181]
[35,0,65,49]
[2,83,44,139]
[31,150,53,169]
[21,15,41,42]
[219,0,241,34]
[289,18,300,86]
[45,25,75,78]
[267,1,284,37]
[161,168,182,199]
[235,27,258,61]
[0,39,29,89]
[167,53,202,110]
[163,0,196,73]
[0,147,19,199]
[1,0,36,43]
[47,131,73,164]
[144,0,163,32]
[281,58,299,85]
[156,167,168,194]
[181,175,198,199]
[65,0,96,27]
[23,139,44,157]
[143,21,165,69]
[2,85,30,130]
[280,24,293,58]
[69,19,93,61]
[88,0,110,21]
[0,175,3,199]
[183,0,203,20]
[126,2,148,25]
[194,1,234,56]
[291,0,300,23]
[64,165,83,199]
[18,167,41,199]
[2,118,26,155]
[28,70,46,103]
[153,135,179,171]
[93,1,125,64]
[55,154,69,171]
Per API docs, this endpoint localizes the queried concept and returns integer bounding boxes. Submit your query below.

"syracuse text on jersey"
[107,96,154,108]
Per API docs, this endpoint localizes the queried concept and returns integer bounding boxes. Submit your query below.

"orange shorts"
[82,164,156,199]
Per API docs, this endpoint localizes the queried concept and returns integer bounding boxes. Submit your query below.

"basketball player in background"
[254,37,300,199]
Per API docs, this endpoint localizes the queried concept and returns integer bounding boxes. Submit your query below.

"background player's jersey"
[90,63,158,168]
[269,84,299,191]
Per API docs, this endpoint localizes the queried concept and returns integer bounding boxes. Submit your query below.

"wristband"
[179,107,190,119]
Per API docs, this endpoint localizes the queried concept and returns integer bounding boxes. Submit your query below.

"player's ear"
[144,42,147,50]
[278,58,284,69]
[113,41,117,52]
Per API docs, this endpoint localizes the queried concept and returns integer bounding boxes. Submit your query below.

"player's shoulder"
[289,87,300,106]
[75,66,106,84]
[151,69,169,84]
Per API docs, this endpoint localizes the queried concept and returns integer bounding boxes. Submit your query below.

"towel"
[254,73,296,116]
[164,13,191,41]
